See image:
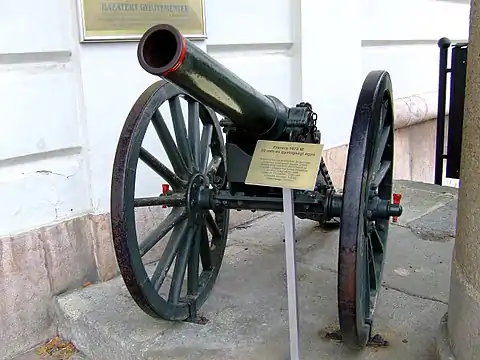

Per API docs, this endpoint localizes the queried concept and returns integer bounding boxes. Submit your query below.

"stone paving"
[12,180,458,360]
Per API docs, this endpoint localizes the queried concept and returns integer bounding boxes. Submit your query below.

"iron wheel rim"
[338,70,394,348]
[111,80,229,321]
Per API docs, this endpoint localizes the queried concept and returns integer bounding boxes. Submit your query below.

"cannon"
[110,23,402,349]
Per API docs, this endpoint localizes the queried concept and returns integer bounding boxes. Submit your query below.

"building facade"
[0,0,470,358]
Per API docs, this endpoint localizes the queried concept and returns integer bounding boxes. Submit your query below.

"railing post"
[435,38,451,185]
[446,43,468,180]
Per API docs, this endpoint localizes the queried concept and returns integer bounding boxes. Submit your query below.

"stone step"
[54,181,458,360]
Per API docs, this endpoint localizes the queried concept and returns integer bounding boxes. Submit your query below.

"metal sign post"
[282,187,300,360]
[245,139,324,360]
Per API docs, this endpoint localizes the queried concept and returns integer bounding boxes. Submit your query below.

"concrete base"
[0,214,100,360]
[54,181,457,360]
[437,313,456,360]
[55,224,451,360]
[439,262,480,360]
[4,180,458,359]
[0,207,266,360]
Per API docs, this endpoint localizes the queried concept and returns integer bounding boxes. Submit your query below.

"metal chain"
[292,102,340,226]
[294,102,336,193]
[318,157,335,192]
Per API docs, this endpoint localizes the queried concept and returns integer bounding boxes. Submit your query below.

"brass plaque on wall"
[77,0,206,42]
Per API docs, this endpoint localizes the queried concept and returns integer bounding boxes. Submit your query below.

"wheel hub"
[366,188,403,220]
[187,173,209,218]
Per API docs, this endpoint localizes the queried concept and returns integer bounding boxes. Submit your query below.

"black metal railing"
[435,38,468,185]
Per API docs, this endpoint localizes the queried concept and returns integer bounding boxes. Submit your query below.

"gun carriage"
[110,23,403,349]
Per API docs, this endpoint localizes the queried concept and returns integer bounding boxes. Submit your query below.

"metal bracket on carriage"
[184,300,210,325]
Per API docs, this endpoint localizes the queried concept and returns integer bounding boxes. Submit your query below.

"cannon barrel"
[137,24,289,139]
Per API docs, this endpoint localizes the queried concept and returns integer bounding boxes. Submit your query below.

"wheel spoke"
[370,226,384,254]
[206,212,222,240]
[112,81,229,322]
[139,147,186,190]
[151,220,189,291]
[151,110,188,178]
[199,124,213,173]
[199,227,212,271]
[188,100,201,169]
[373,125,391,172]
[372,160,391,187]
[169,96,194,169]
[134,193,186,207]
[138,207,187,256]
[168,225,196,304]
[367,236,378,291]
[187,227,201,296]
[380,99,389,124]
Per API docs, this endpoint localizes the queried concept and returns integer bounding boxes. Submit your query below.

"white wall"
[299,0,363,149]
[304,0,471,148]
[0,0,471,236]
[361,0,471,98]
[80,0,296,214]
[0,0,298,236]
[0,0,91,236]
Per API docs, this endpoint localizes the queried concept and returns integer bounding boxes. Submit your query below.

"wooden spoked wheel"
[110,80,229,321]
[337,70,395,348]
